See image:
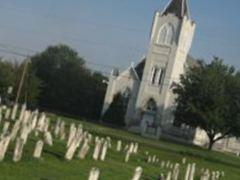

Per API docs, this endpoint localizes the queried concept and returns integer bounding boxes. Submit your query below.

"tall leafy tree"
[0,59,16,103]
[14,62,42,108]
[173,58,240,150]
[31,44,107,120]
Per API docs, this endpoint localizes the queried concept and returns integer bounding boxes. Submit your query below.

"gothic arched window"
[157,23,175,45]
[150,66,164,86]
[150,67,159,85]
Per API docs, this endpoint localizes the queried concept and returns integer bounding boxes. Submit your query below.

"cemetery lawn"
[1,115,240,180]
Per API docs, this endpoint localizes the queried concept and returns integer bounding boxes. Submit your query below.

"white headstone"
[13,138,25,162]
[93,139,102,161]
[11,103,18,120]
[116,140,122,152]
[189,163,196,180]
[131,167,143,180]
[78,140,90,159]
[67,123,77,147]
[133,143,139,154]
[185,164,191,180]
[44,131,53,146]
[125,150,131,163]
[172,163,180,180]
[2,121,10,134]
[100,141,108,161]
[33,140,44,158]
[88,167,100,180]
[0,135,11,161]
[166,171,172,180]
[54,118,61,137]
[59,121,66,140]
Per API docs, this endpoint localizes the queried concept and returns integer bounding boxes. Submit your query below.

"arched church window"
[155,68,164,85]
[158,26,167,44]
[165,25,174,44]
[150,67,158,84]
[146,98,157,113]
[150,67,164,86]
[157,23,175,45]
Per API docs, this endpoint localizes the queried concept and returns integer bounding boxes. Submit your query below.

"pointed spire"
[162,0,190,19]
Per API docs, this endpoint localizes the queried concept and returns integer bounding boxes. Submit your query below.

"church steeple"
[162,0,190,19]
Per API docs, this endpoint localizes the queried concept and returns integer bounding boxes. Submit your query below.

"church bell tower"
[135,0,196,132]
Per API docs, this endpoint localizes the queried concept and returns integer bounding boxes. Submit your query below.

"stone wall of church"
[101,68,140,125]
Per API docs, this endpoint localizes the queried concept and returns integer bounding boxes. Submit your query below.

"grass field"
[0,114,240,180]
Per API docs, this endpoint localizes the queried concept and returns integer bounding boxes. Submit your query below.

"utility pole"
[15,58,30,104]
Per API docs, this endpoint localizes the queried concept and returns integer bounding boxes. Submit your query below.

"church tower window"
[157,24,175,45]
[156,68,164,85]
[150,67,164,86]
[150,67,158,84]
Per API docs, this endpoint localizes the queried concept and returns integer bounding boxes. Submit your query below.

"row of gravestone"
[0,103,226,180]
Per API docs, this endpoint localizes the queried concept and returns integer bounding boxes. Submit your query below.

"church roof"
[134,58,146,81]
[162,0,190,19]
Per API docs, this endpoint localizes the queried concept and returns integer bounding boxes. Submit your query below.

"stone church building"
[102,0,240,153]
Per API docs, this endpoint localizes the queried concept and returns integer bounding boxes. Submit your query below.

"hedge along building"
[101,0,240,153]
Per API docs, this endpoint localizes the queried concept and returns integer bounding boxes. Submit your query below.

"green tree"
[14,62,42,108]
[0,59,16,102]
[31,44,107,119]
[173,58,240,150]
[102,93,127,127]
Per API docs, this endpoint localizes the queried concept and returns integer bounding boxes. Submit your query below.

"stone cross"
[33,140,44,158]
[131,167,143,180]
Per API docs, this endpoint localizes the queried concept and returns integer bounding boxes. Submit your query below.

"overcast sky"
[0,0,239,73]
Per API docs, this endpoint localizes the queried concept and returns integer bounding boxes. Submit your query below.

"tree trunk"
[208,138,215,150]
